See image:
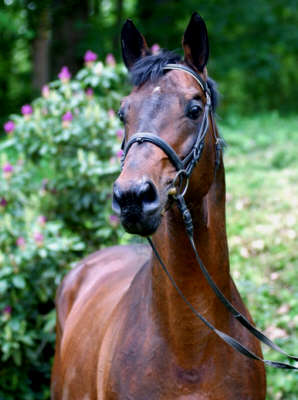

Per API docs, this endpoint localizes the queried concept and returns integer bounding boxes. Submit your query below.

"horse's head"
[113,13,221,236]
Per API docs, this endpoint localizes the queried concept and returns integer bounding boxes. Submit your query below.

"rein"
[121,63,298,370]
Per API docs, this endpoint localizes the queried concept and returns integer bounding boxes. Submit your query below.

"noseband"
[119,64,298,370]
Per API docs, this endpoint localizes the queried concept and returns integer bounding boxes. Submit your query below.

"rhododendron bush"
[0,52,128,399]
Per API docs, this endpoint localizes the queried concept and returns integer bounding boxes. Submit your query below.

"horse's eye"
[117,109,125,123]
[187,103,202,120]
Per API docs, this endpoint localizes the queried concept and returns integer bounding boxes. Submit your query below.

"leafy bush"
[0,52,128,399]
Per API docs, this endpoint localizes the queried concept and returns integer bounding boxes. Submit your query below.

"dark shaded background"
[0,0,297,125]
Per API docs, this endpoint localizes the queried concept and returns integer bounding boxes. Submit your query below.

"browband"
[163,63,210,95]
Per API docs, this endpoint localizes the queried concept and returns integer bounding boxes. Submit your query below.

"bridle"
[120,63,298,370]
[122,64,224,179]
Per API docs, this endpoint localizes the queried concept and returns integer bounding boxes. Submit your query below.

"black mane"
[130,50,219,111]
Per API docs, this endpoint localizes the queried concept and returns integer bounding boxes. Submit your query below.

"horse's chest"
[99,271,265,400]
[106,361,259,400]
[104,336,247,400]
[104,327,264,400]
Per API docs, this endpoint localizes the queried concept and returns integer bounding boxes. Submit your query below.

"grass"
[221,113,298,399]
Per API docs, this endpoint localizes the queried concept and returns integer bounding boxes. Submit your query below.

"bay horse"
[52,13,269,399]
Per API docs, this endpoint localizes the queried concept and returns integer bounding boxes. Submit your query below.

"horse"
[51,13,268,399]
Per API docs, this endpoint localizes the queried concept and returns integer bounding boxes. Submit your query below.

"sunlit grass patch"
[222,113,298,400]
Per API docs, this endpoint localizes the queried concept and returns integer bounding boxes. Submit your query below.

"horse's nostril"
[138,181,160,215]
[112,180,160,217]
[112,184,122,215]
[138,181,158,204]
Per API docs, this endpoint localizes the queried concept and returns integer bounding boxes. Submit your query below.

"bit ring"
[172,169,189,197]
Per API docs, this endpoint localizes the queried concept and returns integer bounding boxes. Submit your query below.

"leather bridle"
[122,64,222,177]
[120,63,298,370]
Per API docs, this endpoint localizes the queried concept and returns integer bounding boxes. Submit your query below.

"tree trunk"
[113,0,124,54]
[32,7,51,91]
[51,0,89,77]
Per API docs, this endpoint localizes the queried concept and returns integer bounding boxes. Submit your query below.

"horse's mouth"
[120,207,162,236]
[112,180,175,236]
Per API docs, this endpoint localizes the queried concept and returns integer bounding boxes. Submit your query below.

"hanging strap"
[175,193,298,366]
[147,235,298,370]
[187,232,298,363]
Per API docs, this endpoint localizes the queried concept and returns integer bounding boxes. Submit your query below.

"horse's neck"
[150,164,231,367]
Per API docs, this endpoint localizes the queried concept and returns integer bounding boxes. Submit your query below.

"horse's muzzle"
[112,179,161,236]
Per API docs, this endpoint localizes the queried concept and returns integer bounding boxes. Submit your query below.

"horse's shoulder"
[56,244,150,331]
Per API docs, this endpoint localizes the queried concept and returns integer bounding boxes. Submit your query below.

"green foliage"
[0,56,128,398]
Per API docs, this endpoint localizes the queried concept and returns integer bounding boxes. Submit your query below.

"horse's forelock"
[130,51,181,87]
[129,51,219,112]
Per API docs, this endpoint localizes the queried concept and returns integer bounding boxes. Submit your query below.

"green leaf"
[12,349,22,366]
[12,276,25,289]
[0,280,8,294]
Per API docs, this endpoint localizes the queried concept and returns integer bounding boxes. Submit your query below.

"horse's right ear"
[121,20,149,70]
[183,13,209,72]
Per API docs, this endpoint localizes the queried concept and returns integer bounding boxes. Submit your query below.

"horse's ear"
[183,12,209,72]
[121,19,150,70]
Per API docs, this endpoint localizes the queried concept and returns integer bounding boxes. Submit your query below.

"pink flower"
[21,104,33,116]
[151,44,161,55]
[105,53,116,67]
[62,111,73,122]
[108,109,116,119]
[116,149,123,159]
[86,88,94,97]
[84,50,98,64]
[109,215,119,227]
[37,215,47,226]
[3,306,12,315]
[42,85,50,98]
[3,163,13,178]
[62,111,73,128]
[16,237,26,248]
[34,232,44,245]
[116,129,124,141]
[0,198,7,207]
[58,66,71,82]
[4,120,15,134]
[3,163,13,172]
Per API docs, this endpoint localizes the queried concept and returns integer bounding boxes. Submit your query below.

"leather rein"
[121,63,298,370]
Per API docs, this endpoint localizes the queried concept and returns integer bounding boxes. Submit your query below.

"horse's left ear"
[183,12,209,72]
[121,19,150,70]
